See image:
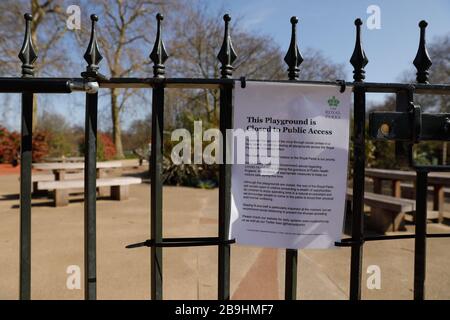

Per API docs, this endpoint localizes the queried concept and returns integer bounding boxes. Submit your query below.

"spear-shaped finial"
[284,16,303,80]
[413,20,432,84]
[350,18,369,82]
[83,14,103,78]
[18,13,37,78]
[150,13,169,78]
[217,14,237,79]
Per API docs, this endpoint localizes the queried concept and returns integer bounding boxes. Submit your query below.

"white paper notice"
[230,82,351,249]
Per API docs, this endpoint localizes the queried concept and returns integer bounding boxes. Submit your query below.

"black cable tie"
[126,237,236,248]
[240,76,246,88]
[335,238,365,247]
[336,79,346,93]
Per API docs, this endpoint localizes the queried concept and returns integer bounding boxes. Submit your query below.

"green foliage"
[36,111,79,158]
[162,127,220,188]
[122,116,151,153]
[412,141,442,166]
[79,133,117,161]
[162,155,219,188]
[32,131,50,162]
[372,141,396,168]
[46,132,76,157]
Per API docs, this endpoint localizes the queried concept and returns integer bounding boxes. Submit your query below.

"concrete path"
[1,172,450,300]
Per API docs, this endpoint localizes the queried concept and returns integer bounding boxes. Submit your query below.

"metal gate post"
[18,13,37,300]
[217,14,236,300]
[283,16,303,300]
[412,20,433,301]
[149,13,168,300]
[349,18,369,300]
[82,14,103,300]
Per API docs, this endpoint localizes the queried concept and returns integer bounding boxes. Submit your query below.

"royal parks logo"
[325,95,341,119]
[327,96,340,109]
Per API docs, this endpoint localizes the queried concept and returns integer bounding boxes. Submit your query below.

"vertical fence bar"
[218,83,232,300]
[349,18,369,300]
[283,16,303,300]
[150,85,164,300]
[81,14,103,300]
[149,13,168,300]
[414,170,428,300]
[217,14,236,300]
[18,13,37,300]
[84,91,98,300]
[19,91,33,300]
[412,20,432,300]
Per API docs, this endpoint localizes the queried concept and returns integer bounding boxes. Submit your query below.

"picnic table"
[33,160,122,183]
[42,156,84,163]
[365,168,450,222]
[33,160,122,171]
[32,161,125,206]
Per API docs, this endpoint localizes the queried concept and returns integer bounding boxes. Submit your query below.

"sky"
[207,0,450,85]
[1,0,450,131]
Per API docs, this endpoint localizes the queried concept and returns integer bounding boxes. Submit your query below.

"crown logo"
[327,96,340,108]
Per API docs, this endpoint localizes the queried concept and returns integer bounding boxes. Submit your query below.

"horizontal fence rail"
[0,11,449,301]
[4,77,450,93]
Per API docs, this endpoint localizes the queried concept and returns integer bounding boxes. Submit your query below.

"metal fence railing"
[1,12,450,300]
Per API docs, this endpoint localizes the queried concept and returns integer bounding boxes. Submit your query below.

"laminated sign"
[230,82,351,249]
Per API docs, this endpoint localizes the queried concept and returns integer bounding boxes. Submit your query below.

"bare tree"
[167,6,283,127]
[0,0,71,130]
[82,0,177,158]
[167,5,345,128]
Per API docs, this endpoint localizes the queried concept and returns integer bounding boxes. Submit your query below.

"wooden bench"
[400,182,450,198]
[37,177,142,207]
[399,183,450,221]
[347,188,416,233]
[30,174,54,196]
[365,168,450,223]
[33,161,123,198]
[26,173,85,195]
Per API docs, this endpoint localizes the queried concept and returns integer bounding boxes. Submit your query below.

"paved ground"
[1,166,450,300]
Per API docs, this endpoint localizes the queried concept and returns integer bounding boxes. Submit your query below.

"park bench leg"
[373,178,382,194]
[370,208,406,233]
[32,181,48,197]
[53,170,68,206]
[54,189,68,207]
[32,181,38,194]
[433,184,444,223]
[111,185,129,201]
[392,211,406,231]
[392,180,401,198]
[97,170,109,197]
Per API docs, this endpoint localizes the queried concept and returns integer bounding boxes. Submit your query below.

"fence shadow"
[0,194,19,201]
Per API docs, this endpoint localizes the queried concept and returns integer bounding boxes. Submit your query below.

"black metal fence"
[2,12,450,300]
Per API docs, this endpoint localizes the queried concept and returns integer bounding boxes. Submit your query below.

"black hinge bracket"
[369,108,450,142]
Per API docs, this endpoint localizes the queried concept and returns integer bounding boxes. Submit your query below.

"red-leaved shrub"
[78,132,117,161]
[0,126,50,165]
[32,131,50,162]
[98,133,116,160]
[0,126,19,164]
